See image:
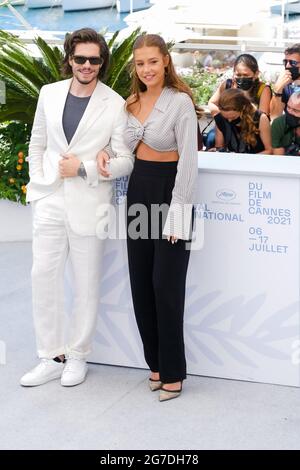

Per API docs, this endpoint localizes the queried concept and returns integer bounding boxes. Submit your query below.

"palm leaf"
[0,30,24,48]
[0,61,40,97]
[34,36,63,81]
[0,106,33,123]
[107,28,141,90]
[108,30,119,49]
[0,56,47,90]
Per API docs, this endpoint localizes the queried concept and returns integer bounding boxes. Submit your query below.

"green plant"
[0,121,29,205]
[0,30,63,125]
[180,67,220,106]
[106,28,141,98]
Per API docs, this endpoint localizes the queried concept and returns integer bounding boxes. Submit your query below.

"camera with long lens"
[284,142,300,156]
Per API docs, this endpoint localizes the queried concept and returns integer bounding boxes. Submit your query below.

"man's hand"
[274,69,293,94]
[97,150,111,178]
[59,154,80,178]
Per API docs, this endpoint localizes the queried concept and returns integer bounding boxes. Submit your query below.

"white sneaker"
[20,359,65,387]
[61,357,88,387]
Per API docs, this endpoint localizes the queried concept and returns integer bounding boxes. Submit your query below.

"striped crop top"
[124,86,198,240]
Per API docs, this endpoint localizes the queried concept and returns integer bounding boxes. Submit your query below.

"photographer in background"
[206,53,271,149]
[270,43,300,120]
[272,92,300,156]
[211,88,271,154]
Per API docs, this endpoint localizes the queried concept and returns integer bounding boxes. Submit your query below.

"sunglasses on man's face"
[73,55,103,65]
[283,59,300,67]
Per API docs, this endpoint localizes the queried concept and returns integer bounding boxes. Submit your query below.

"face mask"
[235,77,255,91]
[286,66,300,81]
[286,110,300,128]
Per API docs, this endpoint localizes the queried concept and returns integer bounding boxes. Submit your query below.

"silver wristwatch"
[77,162,87,179]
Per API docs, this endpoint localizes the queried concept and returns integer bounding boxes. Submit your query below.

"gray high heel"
[159,383,182,402]
[148,378,162,391]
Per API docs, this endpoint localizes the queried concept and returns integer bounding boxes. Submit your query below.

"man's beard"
[77,77,95,85]
[75,71,97,85]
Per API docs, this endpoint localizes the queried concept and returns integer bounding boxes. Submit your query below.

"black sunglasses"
[73,55,103,65]
[283,59,300,67]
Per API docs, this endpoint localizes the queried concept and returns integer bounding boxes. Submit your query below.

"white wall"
[0,200,32,242]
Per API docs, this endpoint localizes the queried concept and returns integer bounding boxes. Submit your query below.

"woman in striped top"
[98,34,198,402]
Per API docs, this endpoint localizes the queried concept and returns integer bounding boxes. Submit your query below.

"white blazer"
[26,78,134,236]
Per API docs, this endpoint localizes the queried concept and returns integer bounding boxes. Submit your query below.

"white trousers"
[31,185,104,360]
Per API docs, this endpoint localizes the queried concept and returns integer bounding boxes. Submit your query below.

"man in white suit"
[20,28,134,387]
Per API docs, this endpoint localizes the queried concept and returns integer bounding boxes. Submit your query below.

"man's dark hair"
[285,43,300,56]
[62,28,110,81]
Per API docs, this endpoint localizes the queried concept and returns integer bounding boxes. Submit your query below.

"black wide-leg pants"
[126,159,191,383]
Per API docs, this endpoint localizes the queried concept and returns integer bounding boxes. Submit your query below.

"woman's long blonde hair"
[219,88,259,147]
[126,34,201,116]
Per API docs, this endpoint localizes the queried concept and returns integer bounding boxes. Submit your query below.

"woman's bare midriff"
[136,141,179,162]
